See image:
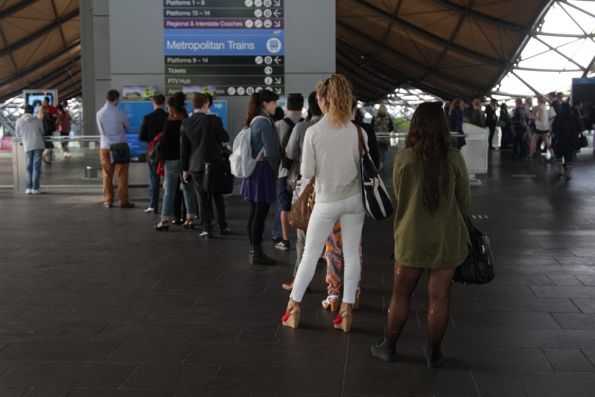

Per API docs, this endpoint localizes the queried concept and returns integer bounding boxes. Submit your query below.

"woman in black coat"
[552,102,581,180]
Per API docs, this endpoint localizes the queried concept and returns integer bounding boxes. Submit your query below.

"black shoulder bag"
[453,217,495,285]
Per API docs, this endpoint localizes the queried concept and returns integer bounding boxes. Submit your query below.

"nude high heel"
[333,304,353,333]
[281,301,301,329]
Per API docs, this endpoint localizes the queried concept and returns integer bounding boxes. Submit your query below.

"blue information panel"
[118,100,228,161]
[163,0,285,97]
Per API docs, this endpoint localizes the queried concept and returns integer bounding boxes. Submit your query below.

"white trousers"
[290,193,365,304]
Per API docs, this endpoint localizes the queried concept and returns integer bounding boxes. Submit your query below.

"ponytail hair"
[316,74,354,127]
[243,89,279,128]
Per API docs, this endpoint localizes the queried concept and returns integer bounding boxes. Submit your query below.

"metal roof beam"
[337,22,485,95]
[336,38,455,99]
[0,40,80,86]
[0,56,80,103]
[0,9,79,57]
[336,49,402,88]
[355,0,503,66]
[0,0,39,19]
[487,0,556,94]
[428,0,525,31]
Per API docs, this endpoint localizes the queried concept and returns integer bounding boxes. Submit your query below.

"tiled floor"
[2,150,595,396]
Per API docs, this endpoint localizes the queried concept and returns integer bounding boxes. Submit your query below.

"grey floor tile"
[122,363,218,391]
[471,371,525,397]
[552,313,595,330]
[543,348,594,371]
[519,372,595,397]
[207,365,342,393]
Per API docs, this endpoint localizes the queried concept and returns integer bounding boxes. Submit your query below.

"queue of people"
[18,78,591,369]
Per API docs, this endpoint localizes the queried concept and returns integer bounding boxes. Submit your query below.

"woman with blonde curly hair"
[281,74,366,333]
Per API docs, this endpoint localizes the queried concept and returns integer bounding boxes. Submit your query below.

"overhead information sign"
[163,0,285,97]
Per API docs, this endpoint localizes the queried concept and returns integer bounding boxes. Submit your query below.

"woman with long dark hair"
[241,89,280,265]
[371,102,470,368]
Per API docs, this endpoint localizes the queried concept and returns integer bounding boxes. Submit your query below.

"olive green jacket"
[393,147,470,268]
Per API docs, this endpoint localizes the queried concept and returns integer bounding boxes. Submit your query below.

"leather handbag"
[355,124,394,221]
[288,177,315,231]
[453,216,495,285]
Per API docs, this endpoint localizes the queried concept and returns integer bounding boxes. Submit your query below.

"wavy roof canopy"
[337,0,554,101]
[0,0,558,104]
[0,0,80,104]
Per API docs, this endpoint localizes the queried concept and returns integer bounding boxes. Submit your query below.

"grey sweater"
[301,115,365,203]
[15,114,45,152]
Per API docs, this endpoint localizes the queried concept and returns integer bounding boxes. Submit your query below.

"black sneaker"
[119,202,135,209]
[425,348,444,369]
[220,227,231,236]
[371,338,396,362]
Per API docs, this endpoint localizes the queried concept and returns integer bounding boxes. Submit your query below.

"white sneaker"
[25,189,32,194]
[31,189,41,194]
[144,207,155,214]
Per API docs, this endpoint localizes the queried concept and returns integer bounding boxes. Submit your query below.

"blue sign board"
[118,100,228,161]
[163,0,285,97]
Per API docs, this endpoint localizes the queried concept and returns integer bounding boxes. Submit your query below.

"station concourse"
[1,0,595,396]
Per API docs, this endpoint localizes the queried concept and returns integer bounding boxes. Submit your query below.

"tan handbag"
[288,178,315,231]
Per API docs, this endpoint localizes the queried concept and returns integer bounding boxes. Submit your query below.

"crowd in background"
[445,93,595,180]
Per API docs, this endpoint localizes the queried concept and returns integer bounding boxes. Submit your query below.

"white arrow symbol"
[273,20,281,28]
[274,0,281,6]
[274,77,282,84]
[274,56,282,64]
[273,9,281,17]
[274,88,282,94]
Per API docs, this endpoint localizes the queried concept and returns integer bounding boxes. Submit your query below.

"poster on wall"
[163,0,285,97]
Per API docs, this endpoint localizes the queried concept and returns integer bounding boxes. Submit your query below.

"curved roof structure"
[337,0,555,101]
[0,0,591,105]
[0,0,80,104]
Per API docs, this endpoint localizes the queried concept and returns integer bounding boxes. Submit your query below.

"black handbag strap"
[354,122,368,156]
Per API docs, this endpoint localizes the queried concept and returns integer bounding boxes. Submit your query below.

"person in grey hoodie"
[15,105,45,194]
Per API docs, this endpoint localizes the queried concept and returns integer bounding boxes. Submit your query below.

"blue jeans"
[161,160,197,221]
[147,161,160,211]
[25,149,43,190]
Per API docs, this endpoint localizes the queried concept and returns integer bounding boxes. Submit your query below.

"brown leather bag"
[288,178,315,231]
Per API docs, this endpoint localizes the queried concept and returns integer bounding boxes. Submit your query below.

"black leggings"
[247,201,271,246]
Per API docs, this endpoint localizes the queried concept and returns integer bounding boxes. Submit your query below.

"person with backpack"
[238,89,280,265]
[153,93,198,231]
[274,93,304,251]
[281,75,365,332]
[281,91,323,290]
[139,94,168,214]
[181,93,229,239]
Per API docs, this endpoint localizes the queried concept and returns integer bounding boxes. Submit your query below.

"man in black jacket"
[139,94,167,214]
[181,93,229,239]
